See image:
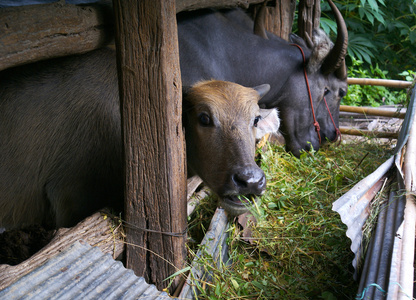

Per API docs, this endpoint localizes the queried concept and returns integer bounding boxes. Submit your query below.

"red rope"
[323,96,342,145]
[291,44,341,145]
[291,44,321,144]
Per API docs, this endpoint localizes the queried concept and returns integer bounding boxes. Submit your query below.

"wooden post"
[253,0,296,40]
[264,0,296,40]
[297,0,320,41]
[112,0,187,292]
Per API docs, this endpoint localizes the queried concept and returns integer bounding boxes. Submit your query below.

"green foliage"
[341,58,413,106]
[320,0,416,76]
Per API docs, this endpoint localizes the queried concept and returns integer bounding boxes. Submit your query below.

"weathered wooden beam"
[178,208,230,299]
[0,211,124,291]
[0,1,114,71]
[113,0,187,292]
[177,0,264,12]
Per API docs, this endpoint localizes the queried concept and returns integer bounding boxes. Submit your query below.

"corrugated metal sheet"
[356,176,406,299]
[333,85,416,299]
[332,156,394,273]
[0,240,168,300]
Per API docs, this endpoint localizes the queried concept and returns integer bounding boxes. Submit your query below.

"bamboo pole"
[347,78,412,89]
[340,105,406,119]
[339,126,398,139]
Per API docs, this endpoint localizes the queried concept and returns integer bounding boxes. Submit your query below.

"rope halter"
[291,44,341,145]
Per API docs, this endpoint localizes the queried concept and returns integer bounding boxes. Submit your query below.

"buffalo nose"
[232,167,266,195]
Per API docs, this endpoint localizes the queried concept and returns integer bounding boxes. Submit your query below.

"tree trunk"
[112,0,187,292]
[266,0,296,40]
[297,0,321,41]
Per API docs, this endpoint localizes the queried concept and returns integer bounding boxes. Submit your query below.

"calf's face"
[184,80,279,215]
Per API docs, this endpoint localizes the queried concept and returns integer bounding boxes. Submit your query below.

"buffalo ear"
[256,108,280,140]
[252,84,270,100]
[289,33,309,49]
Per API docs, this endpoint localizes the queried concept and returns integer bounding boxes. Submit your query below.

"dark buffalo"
[178,0,348,157]
[0,49,279,228]
[1,0,347,158]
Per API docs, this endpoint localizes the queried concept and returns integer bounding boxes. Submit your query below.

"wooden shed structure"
[0,0,319,294]
[1,0,414,298]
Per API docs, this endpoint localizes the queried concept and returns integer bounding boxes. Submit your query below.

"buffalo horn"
[304,32,314,49]
[320,0,348,78]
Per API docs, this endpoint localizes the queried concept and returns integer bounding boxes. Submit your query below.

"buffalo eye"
[254,116,261,127]
[198,113,211,126]
[324,88,330,96]
[339,88,347,98]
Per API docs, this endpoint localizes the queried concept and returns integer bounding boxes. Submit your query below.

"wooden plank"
[347,78,413,89]
[112,0,187,292]
[176,0,264,12]
[340,105,406,119]
[0,211,124,291]
[178,208,230,299]
[0,1,114,71]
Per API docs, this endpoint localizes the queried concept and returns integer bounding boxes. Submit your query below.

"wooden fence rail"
[347,78,413,89]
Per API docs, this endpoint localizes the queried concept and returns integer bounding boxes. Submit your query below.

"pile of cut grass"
[187,138,394,300]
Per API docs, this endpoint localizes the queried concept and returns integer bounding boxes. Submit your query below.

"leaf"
[367,0,379,12]
[373,10,385,24]
[378,0,386,6]
[231,278,239,289]
[215,283,221,296]
[164,266,191,280]
[409,31,416,43]
[322,291,338,300]
[364,10,374,24]
[320,18,337,35]
[358,6,365,19]
[237,212,257,243]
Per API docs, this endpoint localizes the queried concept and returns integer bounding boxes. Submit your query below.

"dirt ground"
[0,225,55,265]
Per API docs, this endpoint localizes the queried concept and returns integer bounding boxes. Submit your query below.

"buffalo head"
[256,0,348,157]
[183,80,280,215]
